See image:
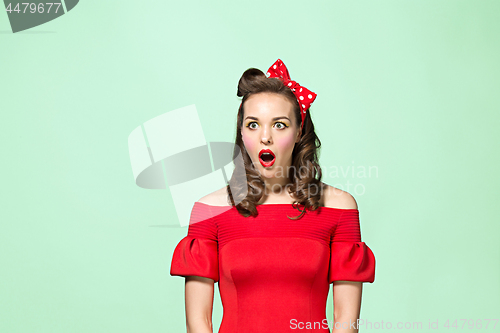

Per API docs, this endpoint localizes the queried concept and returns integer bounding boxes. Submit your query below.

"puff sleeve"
[170,203,219,282]
[329,209,375,283]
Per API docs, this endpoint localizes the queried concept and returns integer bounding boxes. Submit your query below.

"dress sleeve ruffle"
[328,209,376,283]
[329,241,375,283]
[170,202,220,282]
[170,235,219,282]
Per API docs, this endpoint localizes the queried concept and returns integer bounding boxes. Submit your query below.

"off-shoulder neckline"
[194,201,358,212]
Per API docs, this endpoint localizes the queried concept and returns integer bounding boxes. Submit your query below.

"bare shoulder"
[320,182,358,210]
[196,186,230,206]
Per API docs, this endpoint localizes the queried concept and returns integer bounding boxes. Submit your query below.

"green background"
[1,0,499,332]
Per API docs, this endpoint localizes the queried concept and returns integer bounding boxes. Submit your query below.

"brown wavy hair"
[226,67,323,219]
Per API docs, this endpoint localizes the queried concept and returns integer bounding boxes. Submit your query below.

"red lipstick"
[259,149,276,167]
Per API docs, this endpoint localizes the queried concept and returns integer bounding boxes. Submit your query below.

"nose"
[260,125,273,144]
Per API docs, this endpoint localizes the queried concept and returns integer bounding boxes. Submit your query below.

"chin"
[259,171,275,179]
[257,166,279,178]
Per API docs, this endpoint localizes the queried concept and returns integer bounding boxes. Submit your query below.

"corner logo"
[3,0,78,33]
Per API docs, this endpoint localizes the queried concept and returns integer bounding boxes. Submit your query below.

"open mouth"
[259,149,276,167]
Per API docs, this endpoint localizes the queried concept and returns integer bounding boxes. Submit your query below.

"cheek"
[242,133,255,153]
[276,135,296,154]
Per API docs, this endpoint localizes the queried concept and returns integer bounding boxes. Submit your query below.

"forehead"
[243,93,294,119]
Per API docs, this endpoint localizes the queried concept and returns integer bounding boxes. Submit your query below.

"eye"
[246,121,259,129]
[245,121,289,130]
[274,122,289,129]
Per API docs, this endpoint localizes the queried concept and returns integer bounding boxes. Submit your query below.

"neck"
[261,164,295,195]
[263,177,291,193]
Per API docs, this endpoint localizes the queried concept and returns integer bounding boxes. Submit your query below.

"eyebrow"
[244,116,290,121]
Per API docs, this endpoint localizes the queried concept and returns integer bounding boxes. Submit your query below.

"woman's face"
[241,92,301,180]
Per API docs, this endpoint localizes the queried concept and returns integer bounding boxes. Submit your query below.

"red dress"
[170,202,376,333]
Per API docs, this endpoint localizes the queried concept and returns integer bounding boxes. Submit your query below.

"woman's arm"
[185,276,216,333]
[332,281,363,333]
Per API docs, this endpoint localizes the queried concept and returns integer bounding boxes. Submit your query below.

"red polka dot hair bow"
[266,58,317,130]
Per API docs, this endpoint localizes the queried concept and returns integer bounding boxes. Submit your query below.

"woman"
[170,59,376,333]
